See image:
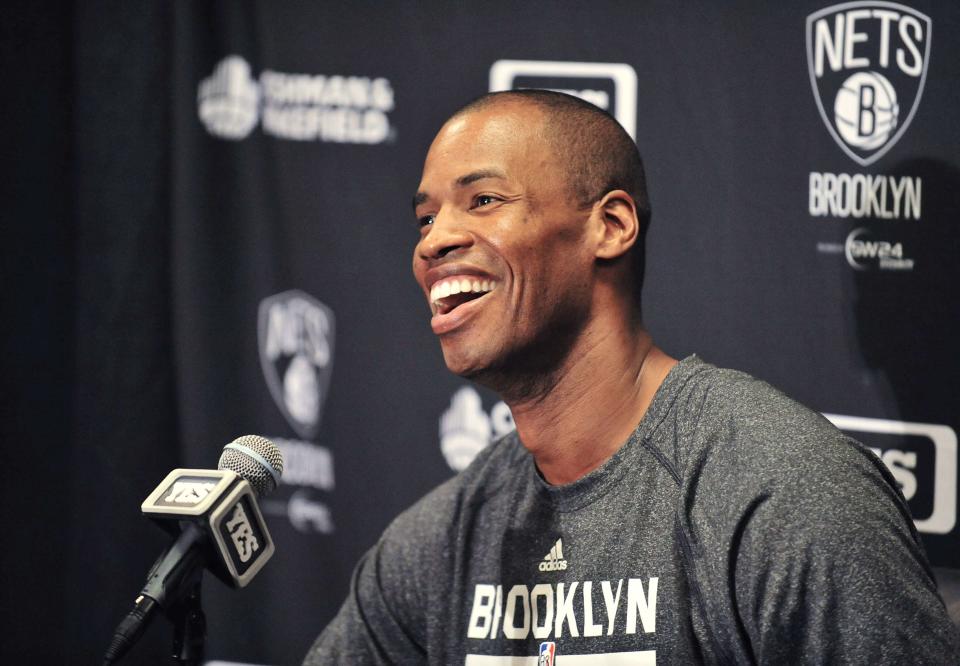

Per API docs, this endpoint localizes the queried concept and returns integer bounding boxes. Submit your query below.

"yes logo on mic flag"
[258,290,335,439]
[142,467,276,587]
[806,2,931,166]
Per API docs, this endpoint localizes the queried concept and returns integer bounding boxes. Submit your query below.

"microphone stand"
[104,525,208,664]
[169,575,206,665]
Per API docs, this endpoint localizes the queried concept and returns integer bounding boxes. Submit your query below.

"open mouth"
[430,277,497,315]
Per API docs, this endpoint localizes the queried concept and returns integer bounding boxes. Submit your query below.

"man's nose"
[416,209,473,260]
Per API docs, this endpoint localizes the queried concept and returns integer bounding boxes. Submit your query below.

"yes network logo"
[258,290,335,440]
[489,59,638,140]
[825,413,956,535]
[806,2,931,166]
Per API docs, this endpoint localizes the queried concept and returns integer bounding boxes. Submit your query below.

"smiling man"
[304,91,959,664]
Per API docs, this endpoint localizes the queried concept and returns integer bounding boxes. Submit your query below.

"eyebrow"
[412,168,509,211]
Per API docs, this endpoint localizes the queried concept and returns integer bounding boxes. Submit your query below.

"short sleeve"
[679,380,960,663]
[303,495,444,666]
[730,438,959,663]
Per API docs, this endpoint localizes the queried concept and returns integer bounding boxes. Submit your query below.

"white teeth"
[429,277,499,311]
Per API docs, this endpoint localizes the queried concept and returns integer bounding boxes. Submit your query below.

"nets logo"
[825,413,956,535]
[256,294,338,536]
[489,60,638,140]
[806,3,931,166]
[258,290,335,440]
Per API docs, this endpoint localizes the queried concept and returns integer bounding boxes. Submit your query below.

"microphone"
[103,435,284,665]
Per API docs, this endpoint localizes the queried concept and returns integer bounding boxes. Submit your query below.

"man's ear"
[591,189,639,261]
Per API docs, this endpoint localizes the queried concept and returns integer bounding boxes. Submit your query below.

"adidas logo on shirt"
[538,538,568,572]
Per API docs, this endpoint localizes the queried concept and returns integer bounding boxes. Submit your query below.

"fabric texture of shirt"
[304,356,960,664]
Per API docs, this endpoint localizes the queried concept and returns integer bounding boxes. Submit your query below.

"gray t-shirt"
[305,356,960,664]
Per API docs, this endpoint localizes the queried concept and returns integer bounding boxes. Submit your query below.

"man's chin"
[440,345,488,379]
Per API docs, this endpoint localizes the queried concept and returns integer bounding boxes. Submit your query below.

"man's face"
[412,103,596,381]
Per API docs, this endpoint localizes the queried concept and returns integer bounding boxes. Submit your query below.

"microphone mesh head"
[217,435,284,497]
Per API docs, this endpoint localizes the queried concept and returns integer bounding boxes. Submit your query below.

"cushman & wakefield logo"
[489,60,638,140]
[198,55,397,144]
[439,386,514,472]
[805,2,931,167]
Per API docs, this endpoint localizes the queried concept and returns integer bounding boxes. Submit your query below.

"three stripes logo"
[538,538,568,572]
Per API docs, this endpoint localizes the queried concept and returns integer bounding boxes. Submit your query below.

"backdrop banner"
[168,2,960,663]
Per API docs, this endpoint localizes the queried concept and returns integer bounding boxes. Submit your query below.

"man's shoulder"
[666,356,843,449]
[671,357,808,414]
[663,357,904,531]
[655,356,884,495]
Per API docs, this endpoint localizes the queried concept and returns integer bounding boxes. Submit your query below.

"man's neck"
[505,322,677,486]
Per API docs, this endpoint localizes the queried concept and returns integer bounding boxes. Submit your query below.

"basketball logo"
[806,3,931,166]
[834,71,898,150]
[258,290,336,440]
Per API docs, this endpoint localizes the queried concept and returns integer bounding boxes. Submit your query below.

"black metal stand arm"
[169,577,206,665]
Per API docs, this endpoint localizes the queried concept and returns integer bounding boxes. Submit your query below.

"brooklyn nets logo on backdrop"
[806,2,931,166]
[258,290,335,440]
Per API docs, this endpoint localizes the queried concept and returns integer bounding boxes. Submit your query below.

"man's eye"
[417,214,435,228]
[473,195,498,208]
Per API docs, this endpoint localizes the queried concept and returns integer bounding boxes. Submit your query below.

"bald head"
[449,90,651,306]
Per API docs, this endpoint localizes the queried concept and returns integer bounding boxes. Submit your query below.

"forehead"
[421,103,553,181]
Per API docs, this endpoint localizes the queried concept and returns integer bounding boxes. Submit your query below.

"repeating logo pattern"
[225,502,259,563]
[825,413,956,534]
[440,387,515,471]
[843,226,914,271]
[198,56,260,140]
[489,59,639,140]
[258,290,335,440]
[806,2,932,166]
[198,55,396,144]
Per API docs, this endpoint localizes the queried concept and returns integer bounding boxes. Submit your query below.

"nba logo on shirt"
[538,641,556,666]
